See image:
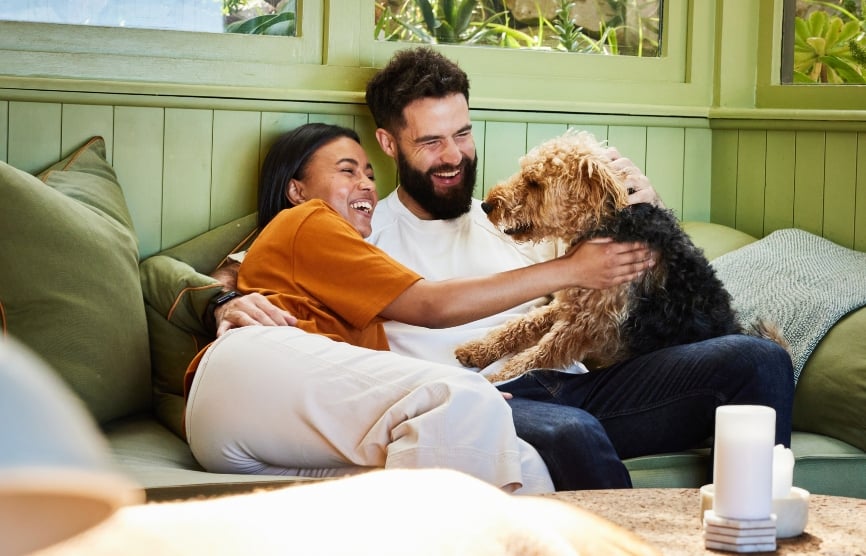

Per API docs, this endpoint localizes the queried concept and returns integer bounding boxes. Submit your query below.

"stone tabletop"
[544,488,866,555]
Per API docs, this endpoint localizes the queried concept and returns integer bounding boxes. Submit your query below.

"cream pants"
[185,326,553,494]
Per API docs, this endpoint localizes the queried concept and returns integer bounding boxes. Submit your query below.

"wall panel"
[113,106,165,258]
[0,101,7,162]
[8,95,861,260]
[162,108,214,249]
[60,104,114,161]
[793,131,826,238]
[8,101,61,173]
[763,131,796,234]
[210,110,261,235]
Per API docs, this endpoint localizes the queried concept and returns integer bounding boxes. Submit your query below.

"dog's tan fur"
[456,131,788,383]
[455,131,640,382]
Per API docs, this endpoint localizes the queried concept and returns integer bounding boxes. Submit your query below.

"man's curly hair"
[365,47,470,134]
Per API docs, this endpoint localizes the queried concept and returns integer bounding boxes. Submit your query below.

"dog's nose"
[480,202,492,214]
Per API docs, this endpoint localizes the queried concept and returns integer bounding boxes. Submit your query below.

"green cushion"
[680,221,758,261]
[0,137,150,424]
[139,213,257,438]
[792,307,866,453]
[683,220,866,455]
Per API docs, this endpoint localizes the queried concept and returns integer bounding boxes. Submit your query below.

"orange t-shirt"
[238,199,422,349]
[184,200,422,400]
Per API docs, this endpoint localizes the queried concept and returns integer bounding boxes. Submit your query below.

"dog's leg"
[455,305,557,370]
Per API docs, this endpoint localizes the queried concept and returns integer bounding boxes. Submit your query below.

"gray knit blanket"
[710,228,866,385]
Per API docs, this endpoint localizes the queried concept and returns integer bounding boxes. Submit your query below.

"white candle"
[712,405,776,520]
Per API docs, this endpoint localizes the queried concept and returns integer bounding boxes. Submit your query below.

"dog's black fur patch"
[587,203,742,360]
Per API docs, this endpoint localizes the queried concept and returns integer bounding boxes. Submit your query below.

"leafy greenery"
[793,0,865,83]
[223,0,296,36]
[374,0,660,57]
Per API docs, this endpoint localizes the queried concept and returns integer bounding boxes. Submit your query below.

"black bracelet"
[205,289,242,332]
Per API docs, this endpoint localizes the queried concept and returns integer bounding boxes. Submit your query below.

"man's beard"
[397,153,478,220]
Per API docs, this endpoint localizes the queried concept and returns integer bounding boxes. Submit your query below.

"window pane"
[0,0,297,36]
[782,0,865,84]
[374,0,662,57]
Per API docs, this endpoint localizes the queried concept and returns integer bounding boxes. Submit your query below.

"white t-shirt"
[368,190,559,373]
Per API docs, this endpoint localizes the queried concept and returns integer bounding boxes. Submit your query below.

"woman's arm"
[380,239,654,329]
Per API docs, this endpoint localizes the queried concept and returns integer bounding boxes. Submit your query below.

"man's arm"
[210,261,297,336]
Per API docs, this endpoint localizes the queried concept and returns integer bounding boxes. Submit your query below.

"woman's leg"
[185,326,553,493]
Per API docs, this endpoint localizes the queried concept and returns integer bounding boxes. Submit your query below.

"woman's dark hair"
[257,123,361,229]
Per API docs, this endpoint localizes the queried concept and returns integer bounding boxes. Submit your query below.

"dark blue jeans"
[501,335,794,491]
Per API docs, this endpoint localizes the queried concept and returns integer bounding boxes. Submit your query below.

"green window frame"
[355,0,711,115]
[756,0,866,113]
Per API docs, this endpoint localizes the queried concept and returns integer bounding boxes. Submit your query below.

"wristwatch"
[205,289,242,331]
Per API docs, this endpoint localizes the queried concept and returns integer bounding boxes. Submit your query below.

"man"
[214,47,794,490]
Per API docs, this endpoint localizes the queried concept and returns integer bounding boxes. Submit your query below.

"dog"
[454,130,784,383]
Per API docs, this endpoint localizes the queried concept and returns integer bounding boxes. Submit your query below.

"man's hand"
[214,293,298,337]
[605,147,666,208]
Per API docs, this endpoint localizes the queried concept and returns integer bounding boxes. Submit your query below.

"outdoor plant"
[793,1,866,83]
[374,0,660,56]
[224,0,296,36]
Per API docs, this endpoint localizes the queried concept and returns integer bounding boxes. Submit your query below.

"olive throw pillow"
[140,213,257,438]
[0,137,151,424]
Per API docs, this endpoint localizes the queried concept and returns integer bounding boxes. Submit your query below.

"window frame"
[755,0,866,112]
[356,0,713,115]
[0,0,712,117]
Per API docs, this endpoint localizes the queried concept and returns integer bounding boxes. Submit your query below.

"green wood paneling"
[793,131,826,237]
[735,130,767,239]
[8,101,61,174]
[481,121,527,197]
[210,111,261,232]
[259,112,309,171]
[0,101,7,162]
[3,96,862,256]
[569,124,608,142]
[526,123,568,153]
[681,127,712,222]
[645,126,685,218]
[607,126,647,171]
[763,131,796,234]
[113,106,165,258]
[60,104,114,161]
[857,134,866,252]
[711,130,739,228]
[162,109,214,250]
[473,120,486,200]
[823,132,858,248]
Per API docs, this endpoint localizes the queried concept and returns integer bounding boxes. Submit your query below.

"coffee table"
[544,488,865,554]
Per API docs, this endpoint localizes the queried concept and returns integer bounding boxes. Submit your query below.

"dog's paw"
[454,341,494,369]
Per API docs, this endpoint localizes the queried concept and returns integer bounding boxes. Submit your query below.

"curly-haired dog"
[454,131,784,383]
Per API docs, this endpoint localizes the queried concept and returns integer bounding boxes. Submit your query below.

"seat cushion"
[0,137,150,424]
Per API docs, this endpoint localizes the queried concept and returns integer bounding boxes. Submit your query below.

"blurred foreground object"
[0,337,144,556]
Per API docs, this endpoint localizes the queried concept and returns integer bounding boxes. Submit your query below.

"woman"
[184,124,650,494]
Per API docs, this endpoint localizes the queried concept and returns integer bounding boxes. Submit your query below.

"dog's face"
[482,131,630,243]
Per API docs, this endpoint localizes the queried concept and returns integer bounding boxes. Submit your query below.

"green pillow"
[793,306,866,453]
[0,137,151,424]
[140,213,257,438]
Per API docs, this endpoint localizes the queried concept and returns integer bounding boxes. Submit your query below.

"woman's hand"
[563,238,655,290]
[215,293,298,336]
